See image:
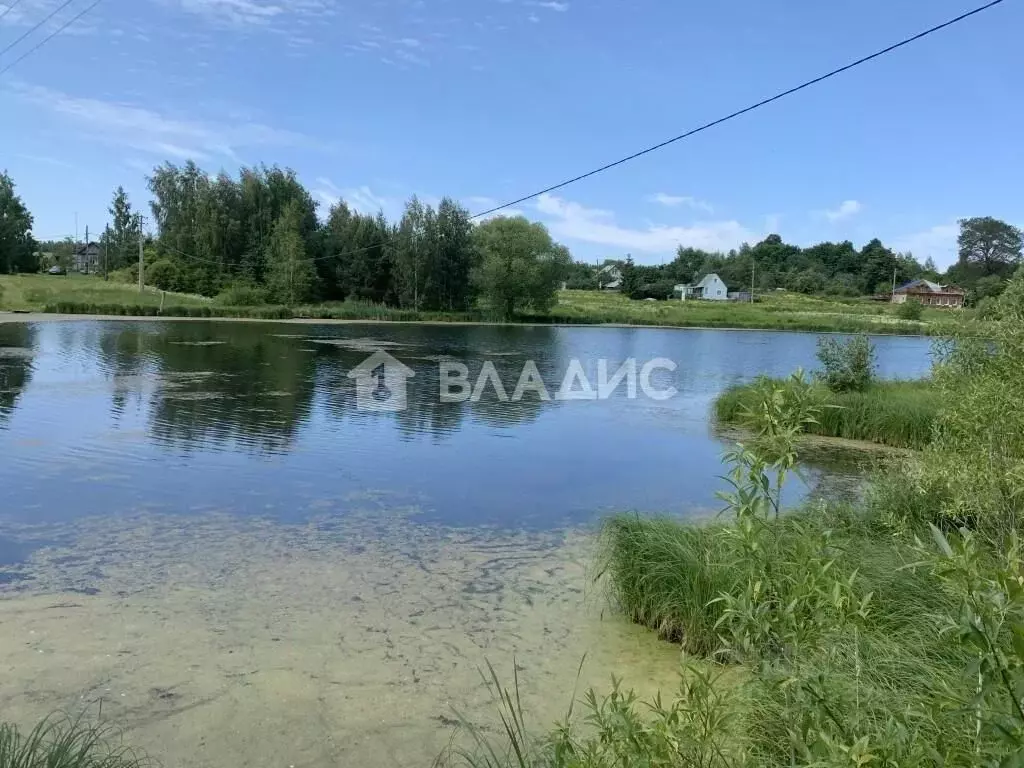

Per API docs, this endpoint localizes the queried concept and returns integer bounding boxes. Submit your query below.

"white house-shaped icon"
[347,350,415,412]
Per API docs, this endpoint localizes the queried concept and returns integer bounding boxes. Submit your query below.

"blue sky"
[1,0,1020,268]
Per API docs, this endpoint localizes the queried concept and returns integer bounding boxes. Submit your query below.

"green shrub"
[815,333,875,392]
[214,283,270,306]
[896,298,924,320]
[144,259,181,292]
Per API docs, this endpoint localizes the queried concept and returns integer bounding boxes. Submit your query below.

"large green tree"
[956,216,1023,279]
[107,186,139,270]
[472,216,571,318]
[265,201,316,305]
[0,171,36,274]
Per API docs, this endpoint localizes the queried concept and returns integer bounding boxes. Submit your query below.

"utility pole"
[103,225,110,280]
[138,215,145,294]
[750,260,756,303]
[84,225,89,274]
[891,267,897,299]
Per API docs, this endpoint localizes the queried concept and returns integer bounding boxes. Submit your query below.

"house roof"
[696,273,725,289]
[895,278,965,295]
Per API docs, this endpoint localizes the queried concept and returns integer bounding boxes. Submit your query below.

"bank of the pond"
[714,378,939,449]
[31,300,949,335]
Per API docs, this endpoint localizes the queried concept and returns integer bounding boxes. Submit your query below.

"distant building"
[892,279,966,308]
[674,273,729,301]
[598,264,623,291]
[73,242,101,274]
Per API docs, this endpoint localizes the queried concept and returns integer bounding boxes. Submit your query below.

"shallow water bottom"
[0,508,681,767]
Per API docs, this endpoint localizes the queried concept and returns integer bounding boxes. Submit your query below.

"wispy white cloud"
[10,81,325,162]
[314,178,395,216]
[15,153,78,170]
[170,0,337,28]
[535,194,760,255]
[527,13,540,23]
[892,222,960,268]
[397,37,421,47]
[531,0,568,10]
[822,199,863,222]
[647,193,714,214]
[463,196,523,220]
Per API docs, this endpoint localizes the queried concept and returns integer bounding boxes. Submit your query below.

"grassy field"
[1,274,965,335]
[546,289,962,335]
[0,274,210,312]
[714,377,940,449]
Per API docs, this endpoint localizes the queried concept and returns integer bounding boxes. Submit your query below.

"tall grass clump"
[715,378,939,449]
[0,715,147,768]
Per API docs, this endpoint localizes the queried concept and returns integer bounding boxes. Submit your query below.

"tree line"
[581,216,1023,303]
[4,164,1022,309]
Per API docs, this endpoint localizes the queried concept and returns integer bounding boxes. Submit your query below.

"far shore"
[0,311,935,338]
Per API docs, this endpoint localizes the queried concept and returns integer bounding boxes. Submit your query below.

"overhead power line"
[0,0,79,59]
[0,0,102,76]
[0,0,26,23]
[304,0,1006,264]
[471,0,1008,219]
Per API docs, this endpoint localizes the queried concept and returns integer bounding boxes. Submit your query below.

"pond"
[0,319,934,767]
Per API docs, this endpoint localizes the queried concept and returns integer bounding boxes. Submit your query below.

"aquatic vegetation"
[0,715,147,768]
[714,377,939,449]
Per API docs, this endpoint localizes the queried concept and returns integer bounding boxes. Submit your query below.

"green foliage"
[214,282,270,306]
[957,216,1023,279]
[715,378,939,449]
[442,659,741,768]
[459,374,1024,766]
[896,297,923,320]
[619,255,641,298]
[0,171,36,274]
[473,216,570,318]
[815,334,876,392]
[0,714,147,768]
[265,200,316,304]
[144,259,181,291]
[874,269,1024,535]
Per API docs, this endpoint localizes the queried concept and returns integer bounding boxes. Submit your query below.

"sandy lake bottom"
[0,504,681,767]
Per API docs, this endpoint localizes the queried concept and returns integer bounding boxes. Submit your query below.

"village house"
[892,279,966,308]
[73,242,101,274]
[598,264,623,291]
[674,273,729,301]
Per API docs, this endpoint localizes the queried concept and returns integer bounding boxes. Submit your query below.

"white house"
[598,264,623,291]
[674,273,729,301]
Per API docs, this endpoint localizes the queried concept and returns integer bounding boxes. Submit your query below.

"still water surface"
[1,320,933,528]
[0,320,934,767]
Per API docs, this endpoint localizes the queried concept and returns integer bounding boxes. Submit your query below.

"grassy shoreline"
[0,275,963,335]
[714,378,939,449]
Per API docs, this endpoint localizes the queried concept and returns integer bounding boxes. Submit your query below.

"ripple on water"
[0,510,681,768]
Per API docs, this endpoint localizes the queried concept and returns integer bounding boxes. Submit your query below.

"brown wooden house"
[892,279,966,309]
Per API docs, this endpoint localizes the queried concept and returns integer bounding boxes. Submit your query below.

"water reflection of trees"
[0,324,36,424]
[143,324,320,454]
[84,322,571,453]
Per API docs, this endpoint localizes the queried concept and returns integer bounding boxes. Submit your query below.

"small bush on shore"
[896,298,924,320]
[214,282,270,307]
[815,333,875,392]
